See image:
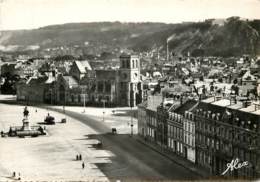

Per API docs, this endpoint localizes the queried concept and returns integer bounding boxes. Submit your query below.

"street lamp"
[102,99,106,122]
[81,86,87,113]
[130,105,133,136]
[129,91,135,137]
[63,90,66,114]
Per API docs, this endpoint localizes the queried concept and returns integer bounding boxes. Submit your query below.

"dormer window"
[212,113,215,120]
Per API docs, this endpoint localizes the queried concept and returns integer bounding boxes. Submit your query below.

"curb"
[135,137,208,178]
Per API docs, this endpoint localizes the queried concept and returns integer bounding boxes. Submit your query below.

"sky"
[0,0,260,30]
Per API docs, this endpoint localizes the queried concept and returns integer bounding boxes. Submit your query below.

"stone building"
[183,110,196,163]
[55,60,95,105]
[93,70,118,106]
[16,54,143,107]
[192,101,260,178]
[118,54,142,107]
[137,101,147,137]
[16,75,53,103]
[137,94,260,179]
[92,54,143,107]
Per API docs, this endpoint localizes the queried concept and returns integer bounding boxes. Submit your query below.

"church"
[54,53,143,107]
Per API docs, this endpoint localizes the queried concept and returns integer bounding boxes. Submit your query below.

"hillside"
[0,17,260,57]
[0,22,171,48]
[132,17,260,57]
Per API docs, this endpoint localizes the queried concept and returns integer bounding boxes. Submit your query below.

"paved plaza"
[0,103,111,181]
[0,96,201,181]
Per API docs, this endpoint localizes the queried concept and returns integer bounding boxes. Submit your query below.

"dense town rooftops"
[173,99,198,115]
[162,84,191,95]
[119,53,138,59]
[195,98,260,126]
[26,76,48,85]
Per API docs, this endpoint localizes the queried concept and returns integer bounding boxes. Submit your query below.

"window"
[105,82,111,92]
[122,60,125,68]
[98,81,103,92]
[211,139,214,148]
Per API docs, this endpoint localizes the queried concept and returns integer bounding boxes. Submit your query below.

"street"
[0,102,201,181]
[41,105,202,180]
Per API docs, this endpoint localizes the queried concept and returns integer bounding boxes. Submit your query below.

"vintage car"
[61,118,66,123]
[44,114,55,124]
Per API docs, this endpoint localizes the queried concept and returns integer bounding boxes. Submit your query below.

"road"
[0,100,201,181]
[50,107,201,180]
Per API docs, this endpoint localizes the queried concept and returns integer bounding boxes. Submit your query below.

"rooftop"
[75,60,92,74]
[63,76,79,87]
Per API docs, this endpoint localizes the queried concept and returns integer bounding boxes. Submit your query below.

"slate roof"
[195,100,260,124]
[27,76,48,85]
[63,76,79,87]
[173,99,198,115]
[162,84,191,94]
[75,60,92,74]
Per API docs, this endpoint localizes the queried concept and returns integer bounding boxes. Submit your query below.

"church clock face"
[133,73,138,80]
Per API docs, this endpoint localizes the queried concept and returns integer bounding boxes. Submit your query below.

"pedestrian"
[79,154,82,160]
[82,162,85,169]
[35,109,37,113]
[76,155,78,161]
[13,171,15,177]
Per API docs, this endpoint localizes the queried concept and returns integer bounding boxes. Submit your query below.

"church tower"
[118,54,142,107]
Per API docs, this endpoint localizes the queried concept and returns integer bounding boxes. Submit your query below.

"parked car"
[44,114,55,125]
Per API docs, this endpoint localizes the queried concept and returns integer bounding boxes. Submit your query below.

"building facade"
[192,102,260,178]
[183,110,196,163]
[118,54,142,107]
[137,96,260,179]
[16,54,143,107]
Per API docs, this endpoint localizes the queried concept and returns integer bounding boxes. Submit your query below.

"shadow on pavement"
[78,133,201,181]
